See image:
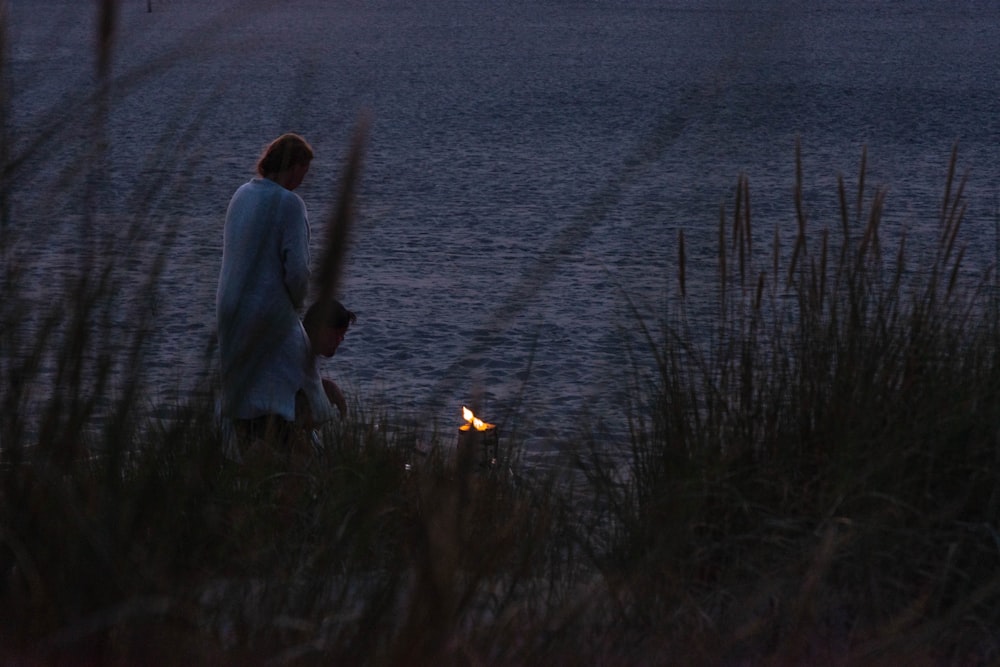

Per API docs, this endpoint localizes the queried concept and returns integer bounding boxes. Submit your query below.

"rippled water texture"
[6,0,1000,449]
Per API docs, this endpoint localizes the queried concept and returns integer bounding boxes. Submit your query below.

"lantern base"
[458,425,499,469]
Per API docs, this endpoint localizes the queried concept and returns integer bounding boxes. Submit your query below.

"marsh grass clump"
[6,106,1000,664]
[0,379,559,665]
[6,133,1000,664]
[580,143,1000,663]
[1,142,562,662]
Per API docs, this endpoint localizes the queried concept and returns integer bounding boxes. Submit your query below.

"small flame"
[461,406,494,431]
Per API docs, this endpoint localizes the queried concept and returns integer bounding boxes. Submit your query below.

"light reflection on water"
[6,0,1000,456]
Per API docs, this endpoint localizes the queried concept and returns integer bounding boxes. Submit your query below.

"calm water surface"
[7,0,1000,452]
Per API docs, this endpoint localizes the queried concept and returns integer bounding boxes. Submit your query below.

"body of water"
[6,0,1000,453]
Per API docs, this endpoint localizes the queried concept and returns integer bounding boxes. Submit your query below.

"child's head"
[304,299,356,357]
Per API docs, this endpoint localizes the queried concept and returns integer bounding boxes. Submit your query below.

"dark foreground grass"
[4,144,1000,665]
[576,146,1000,665]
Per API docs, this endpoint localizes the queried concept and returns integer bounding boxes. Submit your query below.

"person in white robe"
[216,133,330,446]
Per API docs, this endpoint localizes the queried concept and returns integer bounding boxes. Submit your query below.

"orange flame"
[461,406,494,431]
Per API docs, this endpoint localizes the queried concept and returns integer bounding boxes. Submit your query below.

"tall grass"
[6,137,1000,663]
[580,143,1000,664]
[5,5,1000,665]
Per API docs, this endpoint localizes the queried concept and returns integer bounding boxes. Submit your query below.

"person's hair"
[304,299,357,334]
[256,133,314,177]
